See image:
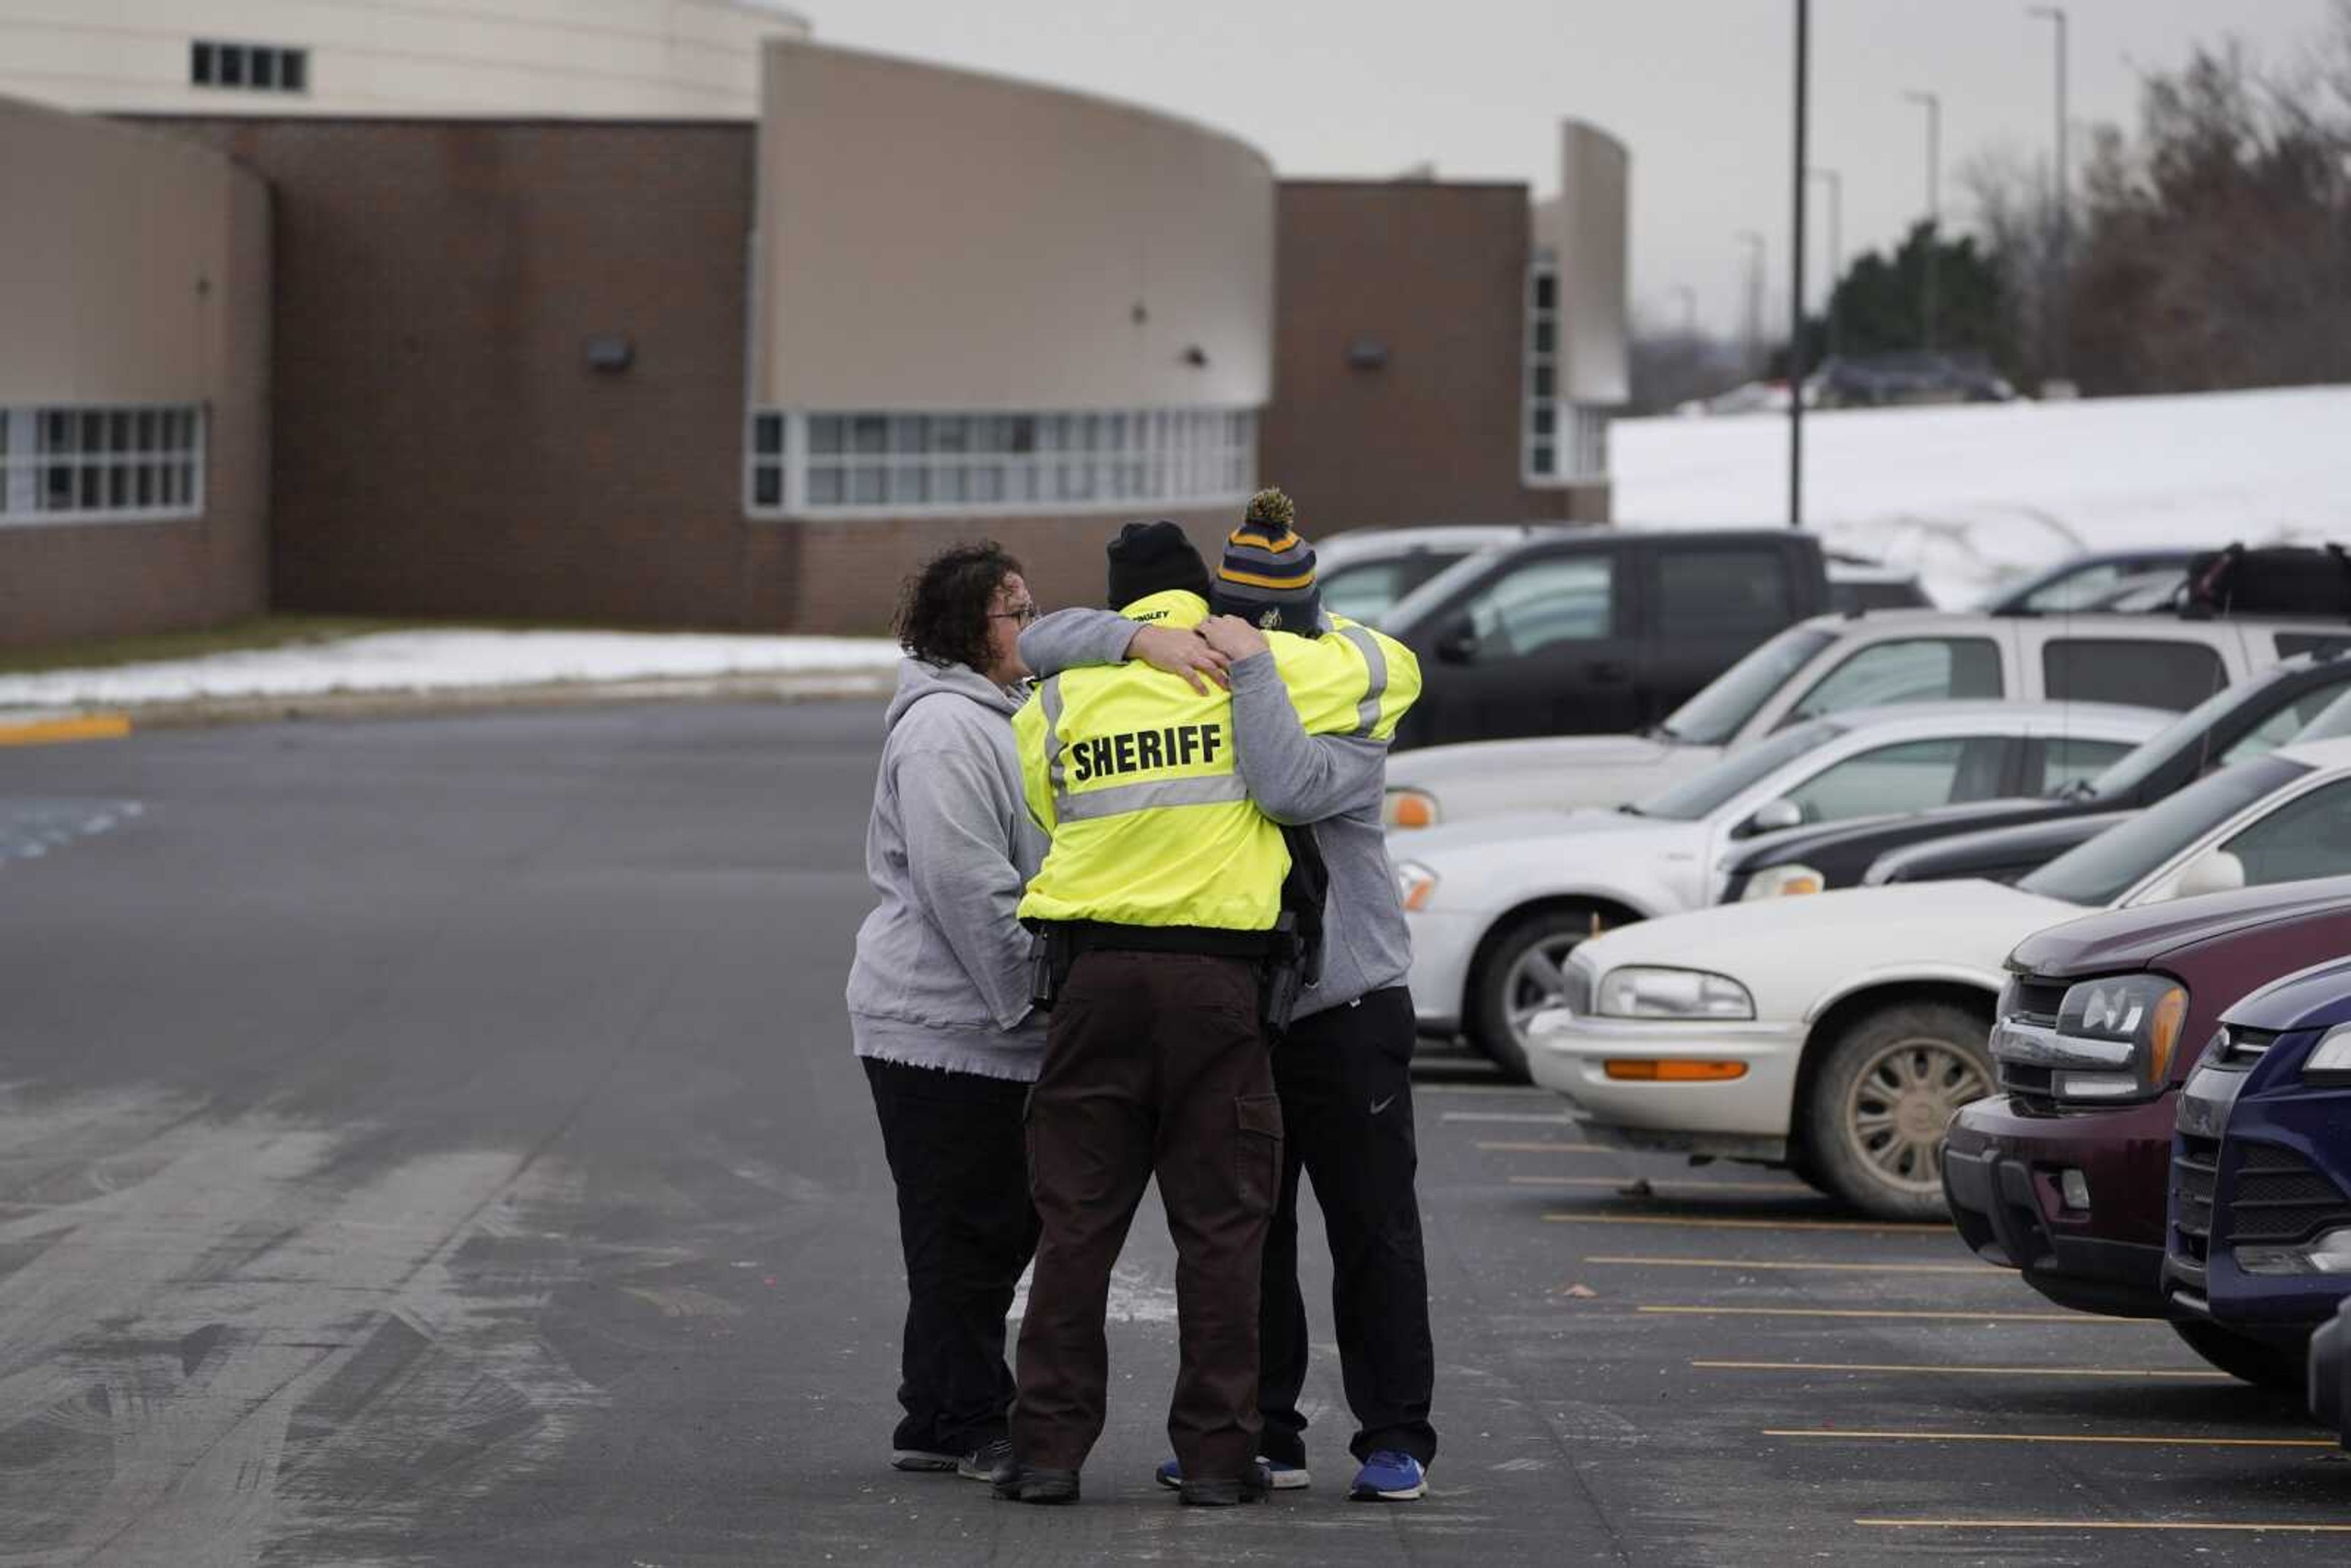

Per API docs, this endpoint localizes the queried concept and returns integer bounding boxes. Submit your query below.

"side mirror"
[1746,798,1805,836]
[1435,619,1480,664]
[2168,848,2247,902]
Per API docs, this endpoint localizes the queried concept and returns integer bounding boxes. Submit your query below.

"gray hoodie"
[846,658,1047,1082]
[1022,609,1412,1020]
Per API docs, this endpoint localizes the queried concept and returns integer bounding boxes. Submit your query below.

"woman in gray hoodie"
[847,542,1047,1481]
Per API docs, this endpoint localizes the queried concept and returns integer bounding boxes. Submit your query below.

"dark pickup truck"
[1717,648,2351,902]
[1384,529,1834,748]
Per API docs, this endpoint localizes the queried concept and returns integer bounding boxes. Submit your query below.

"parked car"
[1812,351,2015,408]
[1518,735,2351,1217]
[2158,952,2351,1387]
[1942,881,2351,1352]
[1979,549,2200,615]
[2314,1300,2351,1446]
[1312,523,1553,627]
[1396,702,2164,1078]
[1385,606,2349,829]
[1379,528,1836,751]
[1719,648,2351,902]
[1864,811,2127,888]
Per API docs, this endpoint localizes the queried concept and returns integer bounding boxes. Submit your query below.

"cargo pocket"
[1234,1093,1284,1214]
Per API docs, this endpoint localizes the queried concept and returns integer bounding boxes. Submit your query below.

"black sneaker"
[992,1465,1081,1505]
[1178,1461,1272,1507]
[958,1438,1013,1482]
[889,1447,960,1472]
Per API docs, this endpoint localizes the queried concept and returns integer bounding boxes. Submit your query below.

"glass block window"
[0,406,206,525]
[1524,261,1610,485]
[192,40,309,94]
[746,407,1256,517]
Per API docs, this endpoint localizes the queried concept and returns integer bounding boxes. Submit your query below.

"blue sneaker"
[1348,1450,1426,1501]
[1155,1455,1310,1490]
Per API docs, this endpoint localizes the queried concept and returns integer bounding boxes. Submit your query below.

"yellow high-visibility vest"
[1013,590,1418,930]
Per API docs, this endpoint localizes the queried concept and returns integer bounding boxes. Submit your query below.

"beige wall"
[751,40,1275,413]
[1537,119,1631,408]
[0,0,808,119]
[0,94,270,645]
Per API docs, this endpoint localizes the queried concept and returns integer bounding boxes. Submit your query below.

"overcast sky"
[812,0,2340,337]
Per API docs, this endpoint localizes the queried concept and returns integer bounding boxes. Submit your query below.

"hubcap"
[1501,935,1588,1050]
[1841,1036,1990,1194]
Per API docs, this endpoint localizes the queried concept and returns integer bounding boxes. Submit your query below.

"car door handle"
[1588,659,1633,683]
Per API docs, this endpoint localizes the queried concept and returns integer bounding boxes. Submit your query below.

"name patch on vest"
[1068,722,1224,783]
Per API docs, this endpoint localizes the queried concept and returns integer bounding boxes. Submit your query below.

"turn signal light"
[1386,790,1438,829]
[1603,1059,1749,1082]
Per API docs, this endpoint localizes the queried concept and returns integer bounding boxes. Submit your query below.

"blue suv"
[2164,955,2351,1391]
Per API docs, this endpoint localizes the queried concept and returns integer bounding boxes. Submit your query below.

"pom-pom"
[1245,488,1296,528]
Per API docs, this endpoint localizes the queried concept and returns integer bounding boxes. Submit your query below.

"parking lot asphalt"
[3,700,2349,1566]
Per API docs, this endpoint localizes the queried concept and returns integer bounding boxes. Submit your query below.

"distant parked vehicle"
[1812,351,2015,408]
[1720,648,2351,902]
[1385,606,2344,828]
[2162,950,2351,1387]
[1979,550,2200,615]
[1311,524,1553,628]
[1381,528,1833,749]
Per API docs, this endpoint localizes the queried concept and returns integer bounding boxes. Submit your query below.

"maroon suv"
[1943,877,2351,1326]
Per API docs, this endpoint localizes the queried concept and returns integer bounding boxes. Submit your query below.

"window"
[2021,754,2307,907]
[2220,681,2351,765]
[0,406,204,525]
[1657,546,1794,637]
[1461,554,1615,659]
[2044,639,2226,713]
[1662,625,1837,745]
[1522,261,1608,484]
[1787,637,2001,722]
[191,40,309,95]
[2275,634,2351,659]
[2222,778,2351,888]
[746,407,1253,517]
[1783,737,2011,825]
[2038,737,2137,795]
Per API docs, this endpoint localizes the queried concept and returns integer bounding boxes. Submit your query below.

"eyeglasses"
[989,602,1039,626]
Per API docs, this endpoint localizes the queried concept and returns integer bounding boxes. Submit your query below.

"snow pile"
[0,629,900,710]
[1613,383,2351,606]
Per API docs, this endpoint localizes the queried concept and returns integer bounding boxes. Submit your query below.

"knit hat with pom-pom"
[1212,489,1321,635]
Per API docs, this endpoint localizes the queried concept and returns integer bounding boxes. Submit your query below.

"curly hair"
[893,541,1023,672]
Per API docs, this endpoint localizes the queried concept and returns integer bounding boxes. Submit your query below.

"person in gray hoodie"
[846,541,1050,1482]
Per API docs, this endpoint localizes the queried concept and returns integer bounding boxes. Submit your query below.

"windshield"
[1633,719,1842,822]
[2017,753,2310,907]
[1660,626,1838,746]
[1318,554,1466,627]
[2292,685,2351,743]
[2081,672,2277,800]
[1382,550,1509,632]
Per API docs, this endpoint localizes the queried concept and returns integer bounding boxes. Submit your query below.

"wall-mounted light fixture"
[585,336,635,373]
[1181,345,1208,368]
[1346,336,1390,370]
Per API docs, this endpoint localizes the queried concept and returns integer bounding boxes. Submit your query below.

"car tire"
[2170,1319,2312,1392]
[1801,1000,1993,1220]
[1470,907,1611,1085]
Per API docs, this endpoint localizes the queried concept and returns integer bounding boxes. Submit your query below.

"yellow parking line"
[1543,1212,1946,1234]
[1442,1111,1577,1124]
[1697,1359,2229,1379]
[1477,1140,1609,1153]
[0,713,130,746]
[1512,1175,1812,1194]
[1641,1305,2109,1323]
[1858,1520,2351,1533]
[1417,1083,1548,1096]
[1588,1255,2003,1275]
[1774,1428,2333,1449]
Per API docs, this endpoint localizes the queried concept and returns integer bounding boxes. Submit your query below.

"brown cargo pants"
[1010,948,1282,1482]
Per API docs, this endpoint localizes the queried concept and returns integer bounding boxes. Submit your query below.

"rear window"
[1656,546,1794,637]
[1785,637,2002,723]
[2043,638,2226,713]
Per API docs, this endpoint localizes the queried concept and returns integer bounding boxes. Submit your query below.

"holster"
[1259,912,1307,1034]
[1027,923,1074,1012]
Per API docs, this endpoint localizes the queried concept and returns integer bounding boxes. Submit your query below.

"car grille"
[2007,976,2067,1029]
[1994,974,2074,1106]
[2218,1026,2279,1065]
[2172,1136,2351,1281]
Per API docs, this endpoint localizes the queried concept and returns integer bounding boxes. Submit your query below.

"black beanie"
[1105,520,1212,610]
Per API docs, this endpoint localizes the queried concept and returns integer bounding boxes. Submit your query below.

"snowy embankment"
[0,629,899,711]
[1612,383,2351,606]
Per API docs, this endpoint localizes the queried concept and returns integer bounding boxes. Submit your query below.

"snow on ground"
[0,629,900,711]
[1613,383,2351,606]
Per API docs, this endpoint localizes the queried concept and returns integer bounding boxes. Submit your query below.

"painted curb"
[0,712,133,747]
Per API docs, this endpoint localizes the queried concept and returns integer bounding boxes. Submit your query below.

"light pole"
[1807,166,1842,361]
[1789,0,1809,530]
[2028,6,2069,382]
[1903,88,1941,352]
[1735,230,1765,378]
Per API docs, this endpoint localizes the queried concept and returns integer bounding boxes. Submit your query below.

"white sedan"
[1523,735,2351,1218]
[1397,702,2162,1079]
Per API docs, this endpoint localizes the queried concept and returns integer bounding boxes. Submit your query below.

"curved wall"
[0,0,810,119]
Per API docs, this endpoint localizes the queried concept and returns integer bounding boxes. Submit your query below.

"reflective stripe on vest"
[1336,624,1389,737]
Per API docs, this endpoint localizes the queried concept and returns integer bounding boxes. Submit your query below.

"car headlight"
[2304,1022,2351,1086]
[1741,863,1826,901]
[1395,860,1438,912]
[1595,966,1755,1021]
[1384,788,1439,830]
[2055,973,2189,1090]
